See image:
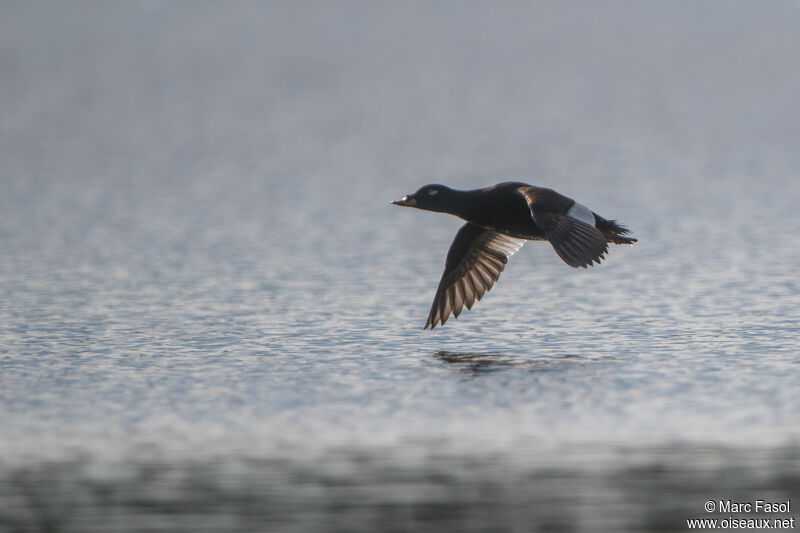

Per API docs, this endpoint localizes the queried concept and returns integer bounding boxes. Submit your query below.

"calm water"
[1,2,799,532]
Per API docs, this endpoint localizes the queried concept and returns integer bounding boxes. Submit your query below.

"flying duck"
[392,182,637,329]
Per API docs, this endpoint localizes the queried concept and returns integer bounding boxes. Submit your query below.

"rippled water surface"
[2,2,799,531]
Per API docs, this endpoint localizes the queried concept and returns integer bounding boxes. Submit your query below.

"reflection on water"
[435,351,585,373]
[435,351,519,372]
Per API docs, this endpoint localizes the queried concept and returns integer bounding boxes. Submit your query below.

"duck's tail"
[593,213,638,244]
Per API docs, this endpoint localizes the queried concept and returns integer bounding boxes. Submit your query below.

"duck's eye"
[428,189,439,196]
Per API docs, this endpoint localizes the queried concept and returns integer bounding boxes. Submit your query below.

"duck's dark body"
[453,183,545,240]
[393,182,637,329]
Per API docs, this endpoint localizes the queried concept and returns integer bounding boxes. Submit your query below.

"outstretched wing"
[516,186,608,268]
[426,223,525,329]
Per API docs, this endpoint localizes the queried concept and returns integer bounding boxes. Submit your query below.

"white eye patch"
[428,189,439,196]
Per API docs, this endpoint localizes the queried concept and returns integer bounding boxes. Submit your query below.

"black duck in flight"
[392,182,637,329]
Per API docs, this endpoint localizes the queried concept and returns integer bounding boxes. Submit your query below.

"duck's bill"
[391,195,417,207]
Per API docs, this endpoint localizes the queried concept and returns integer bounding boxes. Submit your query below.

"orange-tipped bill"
[392,195,417,207]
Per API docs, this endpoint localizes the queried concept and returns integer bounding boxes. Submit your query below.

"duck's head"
[391,184,454,212]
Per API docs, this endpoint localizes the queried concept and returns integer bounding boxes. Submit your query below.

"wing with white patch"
[426,223,525,329]
[566,201,596,226]
[515,186,607,268]
[533,212,608,268]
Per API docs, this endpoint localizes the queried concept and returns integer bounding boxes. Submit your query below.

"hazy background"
[1,1,799,531]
